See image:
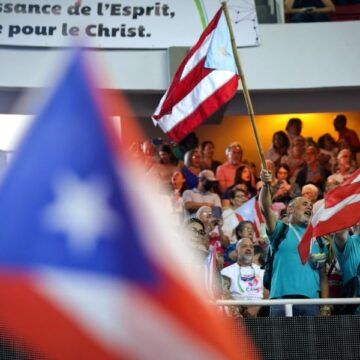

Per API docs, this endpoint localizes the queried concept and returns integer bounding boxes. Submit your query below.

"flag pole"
[221,1,267,169]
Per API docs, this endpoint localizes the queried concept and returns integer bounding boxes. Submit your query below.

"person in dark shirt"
[285,0,335,22]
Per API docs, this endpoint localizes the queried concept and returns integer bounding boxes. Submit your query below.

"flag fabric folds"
[152,8,239,142]
[0,51,258,360]
[235,196,263,237]
[298,169,360,264]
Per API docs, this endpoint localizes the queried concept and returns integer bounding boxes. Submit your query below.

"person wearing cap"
[182,170,222,217]
[216,142,243,194]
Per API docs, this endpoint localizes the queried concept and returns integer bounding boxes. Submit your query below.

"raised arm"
[259,168,277,234]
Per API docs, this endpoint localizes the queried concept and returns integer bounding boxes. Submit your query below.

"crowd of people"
[131,114,359,318]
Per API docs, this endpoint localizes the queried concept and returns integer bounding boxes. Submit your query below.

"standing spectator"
[169,170,188,214]
[317,133,338,173]
[272,163,300,205]
[216,142,243,194]
[141,139,158,170]
[296,145,331,192]
[224,164,257,200]
[221,238,267,318]
[285,118,305,149]
[181,148,202,189]
[259,168,329,317]
[332,223,360,315]
[182,170,222,216]
[285,0,335,22]
[200,140,222,173]
[147,144,179,190]
[281,135,306,182]
[266,131,290,167]
[333,114,360,156]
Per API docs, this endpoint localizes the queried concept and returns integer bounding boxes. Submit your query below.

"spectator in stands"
[333,114,360,155]
[285,118,305,148]
[317,133,338,173]
[266,131,290,167]
[141,139,158,170]
[224,221,256,266]
[281,135,306,182]
[200,140,222,173]
[181,148,202,189]
[327,148,357,184]
[182,169,222,216]
[285,0,335,22]
[147,144,179,190]
[224,164,257,200]
[259,168,329,317]
[301,183,320,204]
[169,170,188,214]
[221,237,267,318]
[216,142,243,193]
[222,188,250,244]
[332,222,360,315]
[296,145,331,192]
[272,163,300,205]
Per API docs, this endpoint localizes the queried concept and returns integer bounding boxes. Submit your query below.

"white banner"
[0,0,259,48]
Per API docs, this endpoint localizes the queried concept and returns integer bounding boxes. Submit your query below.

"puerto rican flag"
[0,51,258,359]
[298,168,360,264]
[235,196,263,237]
[152,7,239,142]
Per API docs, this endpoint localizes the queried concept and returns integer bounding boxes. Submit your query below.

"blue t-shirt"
[268,220,325,299]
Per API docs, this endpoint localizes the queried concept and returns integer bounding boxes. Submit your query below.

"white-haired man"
[259,168,329,317]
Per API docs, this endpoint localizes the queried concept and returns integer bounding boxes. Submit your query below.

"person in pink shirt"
[216,142,243,194]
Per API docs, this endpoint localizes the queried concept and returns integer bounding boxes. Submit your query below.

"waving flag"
[152,8,239,142]
[0,51,258,360]
[298,168,360,264]
[235,196,263,237]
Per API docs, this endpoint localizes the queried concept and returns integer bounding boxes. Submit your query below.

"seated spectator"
[181,148,202,189]
[285,0,335,22]
[147,144,179,191]
[329,148,357,183]
[222,188,250,244]
[333,114,360,156]
[224,164,257,200]
[317,133,338,173]
[182,170,222,216]
[296,145,331,192]
[266,130,290,168]
[216,142,243,193]
[200,140,222,173]
[301,183,320,204]
[224,221,256,266]
[272,163,300,205]
[281,135,306,182]
[221,238,267,318]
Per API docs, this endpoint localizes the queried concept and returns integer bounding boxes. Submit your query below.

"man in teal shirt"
[333,222,360,314]
[259,168,329,316]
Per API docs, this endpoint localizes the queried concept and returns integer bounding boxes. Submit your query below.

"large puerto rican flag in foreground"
[0,52,259,359]
[298,168,360,264]
[152,7,239,142]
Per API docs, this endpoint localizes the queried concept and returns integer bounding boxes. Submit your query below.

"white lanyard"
[289,223,314,251]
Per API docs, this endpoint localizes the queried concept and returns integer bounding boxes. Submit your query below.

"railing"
[216,298,360,316]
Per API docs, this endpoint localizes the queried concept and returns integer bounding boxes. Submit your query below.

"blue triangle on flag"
[0,51,160,285]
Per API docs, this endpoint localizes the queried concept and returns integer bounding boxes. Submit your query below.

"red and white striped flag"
[152,8,239,142]
[235,196,263,237]
[298,168,360,264]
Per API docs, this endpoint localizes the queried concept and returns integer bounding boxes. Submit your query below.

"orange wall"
[194,111,360,172]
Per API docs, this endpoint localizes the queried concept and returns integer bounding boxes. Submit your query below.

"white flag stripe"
[37,269,223,360]
[181,32,213,80]
[157,70,235,133]
[312,192,360,226]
